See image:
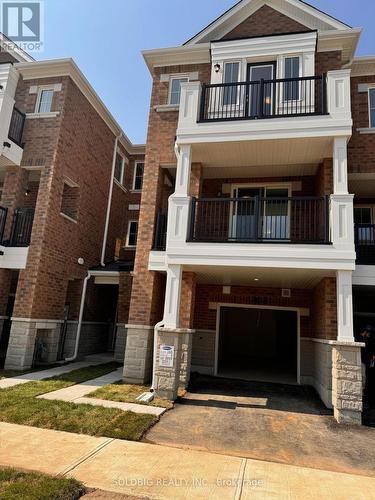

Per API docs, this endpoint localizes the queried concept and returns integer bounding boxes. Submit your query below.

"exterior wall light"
[214,63,221,73]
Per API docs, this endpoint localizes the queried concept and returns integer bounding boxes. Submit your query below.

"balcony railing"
[8,107,26,147]
[199,75,327,122]
[0,206,7,244]
[153,212,167,251]
[188,196,330,244]
[355,224,375,265]
[8,208,35,247]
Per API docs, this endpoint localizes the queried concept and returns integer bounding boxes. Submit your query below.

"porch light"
[254,278,259,282]
[214,63,221,73]
[24,189,31,196]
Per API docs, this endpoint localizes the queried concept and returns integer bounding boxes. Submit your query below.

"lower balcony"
[187,196,330,245]
[0,207,35,269]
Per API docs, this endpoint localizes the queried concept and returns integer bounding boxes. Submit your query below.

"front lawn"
[0,467,85,500]
[88,382,173,409]
[0,363,157,441]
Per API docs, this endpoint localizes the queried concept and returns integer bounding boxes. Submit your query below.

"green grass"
[88,382,173,409]
[0,467,85,500]
[0,362,157,441]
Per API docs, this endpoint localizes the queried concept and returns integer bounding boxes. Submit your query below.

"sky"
[34,0,375,144]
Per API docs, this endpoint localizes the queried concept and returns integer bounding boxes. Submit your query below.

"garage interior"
[218,306,298,384]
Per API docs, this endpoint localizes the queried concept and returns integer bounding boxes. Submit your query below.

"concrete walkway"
[0,422,374,499]
[38,367,165,416]
[0,356,113,389]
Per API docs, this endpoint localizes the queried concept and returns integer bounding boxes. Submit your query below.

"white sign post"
[159,345,174,368]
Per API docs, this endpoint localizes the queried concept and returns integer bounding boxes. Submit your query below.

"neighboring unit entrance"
[217,306,298,384]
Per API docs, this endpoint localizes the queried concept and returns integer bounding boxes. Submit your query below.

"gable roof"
[184,0,352,45]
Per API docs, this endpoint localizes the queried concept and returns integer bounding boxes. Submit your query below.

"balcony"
[7,107,25,148]
[187,196,330,245]
[199,75,327,123]
[355,224,375,265]
[0,207,34,269]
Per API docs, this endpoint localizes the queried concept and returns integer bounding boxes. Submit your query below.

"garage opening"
[218,306,298,384]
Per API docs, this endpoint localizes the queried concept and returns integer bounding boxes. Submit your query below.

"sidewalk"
[0,422,374,499]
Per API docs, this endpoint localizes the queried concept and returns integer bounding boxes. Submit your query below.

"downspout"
[64,271,91,362]
[150,319,165,391]
[64,132,121,361]
[101,133,122,267]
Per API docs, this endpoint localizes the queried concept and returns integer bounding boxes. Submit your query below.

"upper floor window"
[284,56,300,101]
[126,220,138,247]
[169,77,188,105]
[133,161,144,191]
[60,178,79,222]
[35,88,54,113]
[223,62,240,105]
[114,152,125,184]
[369,88,375,128]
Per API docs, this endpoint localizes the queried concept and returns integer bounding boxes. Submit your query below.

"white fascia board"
[148,251,167,272]
[164,244,356,271]
[14,59,144,156]
[348,56,375,77]
[211,31,316,62]
[317,29,361,64]
[177,117,353,145]
[142,44,211,73]
[185,0,351,46]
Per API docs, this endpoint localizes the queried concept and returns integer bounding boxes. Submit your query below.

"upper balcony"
[176,70,352,163]
[0,63,25,168]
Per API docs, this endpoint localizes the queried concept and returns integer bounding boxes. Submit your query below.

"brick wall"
[118,273,133,324]
[221,5,309,40]
[10,75,128,320]
[128,63,210,326]
[315,51,342,75]
[194,284,312,337]
[348,75,375,174]
[311,277,337,340]
[179,272,196,329]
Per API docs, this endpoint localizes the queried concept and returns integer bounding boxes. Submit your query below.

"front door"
[247,63,275,117]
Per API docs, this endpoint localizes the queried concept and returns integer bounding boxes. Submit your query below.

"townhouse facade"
[122,0,375,425]
[0,38,145,369]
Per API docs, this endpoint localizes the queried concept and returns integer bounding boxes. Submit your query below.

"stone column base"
[154,327,194,400]
[114,323,127,362]
[122,325,154,384]
[5,319,62,370]
[332,342,363,425]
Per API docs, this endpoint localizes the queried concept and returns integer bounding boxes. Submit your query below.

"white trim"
[125,220,138,247]
[26,111,60,119]
[113,178,127,193]
[132,161,144,191]
[63,176,79,188]
[154,104,180,113]
[357,128,375,135]
[60,212,78,224]
[214,302,300,384]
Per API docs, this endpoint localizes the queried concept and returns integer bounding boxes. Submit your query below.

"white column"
[336,270,354,342]
[163,264,182,329]
[330,137,355,250]
[167,144,192,249]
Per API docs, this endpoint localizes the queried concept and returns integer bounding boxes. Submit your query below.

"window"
[36,88,54,113]
[114,152,125,184]
[369,88,375,128]
[133,161,144,191]
[169,77,188,105]
[126,220,138,247]
[223,62,240,106]
[284,57,300,101]
[354,206,373,242]
[61,179,79,222]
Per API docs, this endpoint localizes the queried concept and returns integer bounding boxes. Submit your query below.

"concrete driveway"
[145,374,375,478]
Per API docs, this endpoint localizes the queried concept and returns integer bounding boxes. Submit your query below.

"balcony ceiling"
[184,264,335,289]
[192,137,333,169]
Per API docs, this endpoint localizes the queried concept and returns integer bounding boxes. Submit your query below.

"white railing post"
[327,69,352,119]
[178,82,202,130]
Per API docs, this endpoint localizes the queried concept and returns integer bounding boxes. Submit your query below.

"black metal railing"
[8,107,26,147]
[8,208,35,246]
[0,206,7,244]
[355,224,375,264]
[188,196,330,244]
[152,212,167,250]
[199,75,327,122]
